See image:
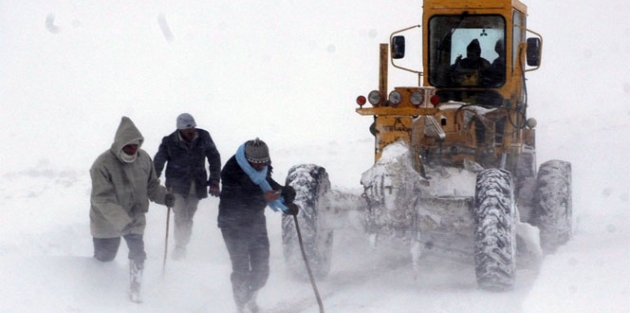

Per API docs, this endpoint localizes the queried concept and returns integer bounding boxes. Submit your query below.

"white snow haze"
[1,0,629,312]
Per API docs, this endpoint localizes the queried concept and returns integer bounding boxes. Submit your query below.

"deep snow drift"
[0,124,628,312]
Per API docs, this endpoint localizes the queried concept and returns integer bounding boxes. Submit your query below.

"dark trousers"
[93,234,146,265]
[221,221,270,307]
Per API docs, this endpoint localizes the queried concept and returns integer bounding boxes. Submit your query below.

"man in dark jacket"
[482,39,506,87]
[218,138,298,313]
[154,113,222,260]
[90,116,175,302]
[449,39,491,85]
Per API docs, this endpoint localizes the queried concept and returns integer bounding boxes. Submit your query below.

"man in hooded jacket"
[89,116,175,302]
[218,138,298,313]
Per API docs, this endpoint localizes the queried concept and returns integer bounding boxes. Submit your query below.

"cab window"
[428,15,506,88]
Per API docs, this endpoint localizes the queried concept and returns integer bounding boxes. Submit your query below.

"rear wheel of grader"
[531,160,573,254]
[474,168,517,291]
[282,164,334,280]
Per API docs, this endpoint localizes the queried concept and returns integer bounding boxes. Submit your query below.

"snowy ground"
[0,125,628,313]
[1,0,629,312]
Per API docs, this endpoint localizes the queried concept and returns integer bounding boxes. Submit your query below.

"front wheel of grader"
[531,160,573,254]
[474,168,517,291]
[282,164,334,280]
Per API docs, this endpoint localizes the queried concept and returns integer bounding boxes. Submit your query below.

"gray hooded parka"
[90,117,167,238]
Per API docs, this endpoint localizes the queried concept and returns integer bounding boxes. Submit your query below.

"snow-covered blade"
[360,141,481,254]
[360,141,424,240]
[355,140,549,291]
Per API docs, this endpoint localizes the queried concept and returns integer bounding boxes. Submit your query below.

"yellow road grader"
[282,0,572,291]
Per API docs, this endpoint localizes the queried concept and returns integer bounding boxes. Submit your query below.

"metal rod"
[293,213,325,313]
[162,206,171,276]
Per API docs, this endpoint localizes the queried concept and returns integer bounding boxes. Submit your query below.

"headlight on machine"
[388,90,402,107]
[410,91,424,106]
[368,90,382,107]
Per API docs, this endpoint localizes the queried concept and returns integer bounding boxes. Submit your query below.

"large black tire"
[282,164,334,280]
[474,169,517,291]
[531,160,572,254]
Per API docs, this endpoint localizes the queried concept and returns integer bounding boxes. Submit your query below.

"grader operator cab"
[282,0,572,291]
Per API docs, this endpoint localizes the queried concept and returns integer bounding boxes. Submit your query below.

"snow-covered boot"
[129,260,144,303]
[236,304,245,313]
[233,288,248,313]
[246,290,259,313]
[172,245,187,260]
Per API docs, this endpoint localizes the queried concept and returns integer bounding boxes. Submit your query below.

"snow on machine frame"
[283,0,572,291]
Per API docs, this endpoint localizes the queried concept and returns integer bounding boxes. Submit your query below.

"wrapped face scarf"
[235,143,288,213]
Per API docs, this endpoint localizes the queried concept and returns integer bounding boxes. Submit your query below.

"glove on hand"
[121,222,134,233]
[208,184,221,197]
[165,193,176,208]
[285,203,299,216]
[281,186,296,204]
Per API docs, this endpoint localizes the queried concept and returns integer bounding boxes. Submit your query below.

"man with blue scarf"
[218,138,298,313]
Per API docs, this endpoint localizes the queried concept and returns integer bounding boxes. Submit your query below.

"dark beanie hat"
[245,138,270,164]
[467,39,481,54]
